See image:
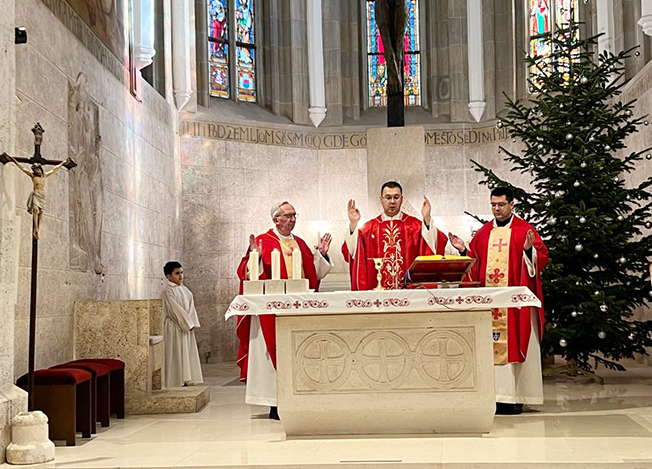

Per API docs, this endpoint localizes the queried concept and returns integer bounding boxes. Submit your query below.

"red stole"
[468,216,548,363]
[342,213,448,290]
[235,229,320,382]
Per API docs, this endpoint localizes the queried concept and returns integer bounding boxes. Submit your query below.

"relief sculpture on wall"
[63,0,126,61]
[68,73,104,274]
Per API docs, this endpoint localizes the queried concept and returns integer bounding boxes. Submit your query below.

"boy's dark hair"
[164,261,182,277]
[381,180,403,195]
[491,186,514,202]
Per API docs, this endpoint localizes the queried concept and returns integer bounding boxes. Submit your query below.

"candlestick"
[249,250,259,280]
[271,249,281,280]
[292,249,302,279]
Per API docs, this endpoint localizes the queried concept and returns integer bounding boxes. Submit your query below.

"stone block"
[243,280,264,295]
[286,278,309,294]
[264,279,285,294]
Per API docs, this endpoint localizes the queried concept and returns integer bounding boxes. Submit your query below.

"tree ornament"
[580,76,588,84]
[559,339,568,347]
[581,162,587,168]
[545,201,551,207]
[496,121,503,129]
[617,215,623,221]
[600,305,608,312]
[646,154,651,160]
[574,181,580,187]
[594,253,599,259]
[566,133,573,141]
[548,218,557,226]
[579,217,586,223]
[629,333,635,340]
[589,136,595,142]
[538,143,544,150]
[645,121,649,126]
[635,51,641,57]
[619,256,626,264]
[644,221,652,229]
[649,291,652,297]
[605,145,611,150]
[571,311,578,317]
[594,291,600,296]
[560,103,564,108]
[512,139,517,143]
[575,243,583,251]
[598,331,607,339]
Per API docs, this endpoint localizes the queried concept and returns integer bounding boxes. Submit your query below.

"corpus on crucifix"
[0,123,76,411]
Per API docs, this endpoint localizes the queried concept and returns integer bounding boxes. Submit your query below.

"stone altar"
[226,287,540,436]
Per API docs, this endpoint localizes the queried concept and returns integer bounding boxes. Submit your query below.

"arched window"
[208,0,257,102]
[366,0,421,108]
[529,0,579,86]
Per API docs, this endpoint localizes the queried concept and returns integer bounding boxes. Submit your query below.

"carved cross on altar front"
[492,238,508,253]
[0,123,76,239]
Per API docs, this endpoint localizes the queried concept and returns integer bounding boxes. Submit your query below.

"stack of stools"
[69,359,125,419]
[51,362,111,433]
[16,369,93,446]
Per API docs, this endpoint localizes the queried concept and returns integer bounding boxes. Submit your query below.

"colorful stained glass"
[555,0,578,27]
[366,0,421,107]
[210,45,229,98]
[235,0,255,44]
[208,0,228,40]
[236,47,256,102]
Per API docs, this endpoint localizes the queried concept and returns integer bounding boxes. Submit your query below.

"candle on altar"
[271,249,281,280]
[249,250,259,280]
[292,249,302,279]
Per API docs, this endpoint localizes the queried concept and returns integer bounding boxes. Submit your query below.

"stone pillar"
[466,0,485,122]
[133,0,157,70]
[639,0,652,37]
[172,0,192,110]
[366,127,425,216]
[596,0,615,57]
[306,0,327,127]
[0,0,29,462]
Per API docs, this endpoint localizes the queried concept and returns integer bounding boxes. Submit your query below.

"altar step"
[125,385,210,414]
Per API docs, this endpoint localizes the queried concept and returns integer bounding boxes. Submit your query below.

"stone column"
[307,0,327,127]
[133,0,157,70]
[639,0,652,37]
[172,0,192,110]
[596,0,615,57]
[0,0,29,463]
[466,0,485,122]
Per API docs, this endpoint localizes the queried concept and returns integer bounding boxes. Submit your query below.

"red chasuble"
[235,229,320,382]
[342,213,448,290]
[467,216,548,364]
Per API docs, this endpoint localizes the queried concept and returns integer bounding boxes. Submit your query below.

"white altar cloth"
[225,286,540,318]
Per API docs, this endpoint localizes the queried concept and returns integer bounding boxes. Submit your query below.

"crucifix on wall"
[0,123,76,411]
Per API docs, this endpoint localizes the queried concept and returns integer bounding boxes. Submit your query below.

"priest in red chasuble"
[449,187,548,415]
[236,201,333,419]
[342,181,448,290]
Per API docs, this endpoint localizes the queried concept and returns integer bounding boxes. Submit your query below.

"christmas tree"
[472,19,652,376]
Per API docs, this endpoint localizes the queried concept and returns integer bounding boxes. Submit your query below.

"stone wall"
[179,120,520,363]
[11,0,181,378]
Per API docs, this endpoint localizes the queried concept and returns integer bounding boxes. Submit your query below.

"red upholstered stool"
[69,359,125,418]
[52,362,111,432]
[16,369,92,446]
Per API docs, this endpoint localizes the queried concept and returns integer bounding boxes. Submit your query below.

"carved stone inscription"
[293,327,476,394]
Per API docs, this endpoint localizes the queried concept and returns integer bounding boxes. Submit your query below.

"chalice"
[372,257,385,291]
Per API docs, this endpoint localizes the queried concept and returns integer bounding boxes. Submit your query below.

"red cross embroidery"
[492,309,503,320]
[489,268,505,284]
[492,238,508,252]
[293,301,301,309]
[374,299,382,307]
[456,296,464,304]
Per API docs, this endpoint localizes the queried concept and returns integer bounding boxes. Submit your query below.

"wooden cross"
[492,238,508,253]
[0,123,76,412]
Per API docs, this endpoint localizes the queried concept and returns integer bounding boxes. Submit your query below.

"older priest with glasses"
[342,181,448,290]
[236,201,333,419]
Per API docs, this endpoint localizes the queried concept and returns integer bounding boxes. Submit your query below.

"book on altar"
[405,255,478,287]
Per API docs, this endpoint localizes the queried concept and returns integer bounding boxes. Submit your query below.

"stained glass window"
[208,0,256,102]
[366,0,421,108]
[528,0,579,90]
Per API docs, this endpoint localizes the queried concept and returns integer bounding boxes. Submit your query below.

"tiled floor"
[5,360,652,469]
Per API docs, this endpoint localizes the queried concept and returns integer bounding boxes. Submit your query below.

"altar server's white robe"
[164,281,204,387]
